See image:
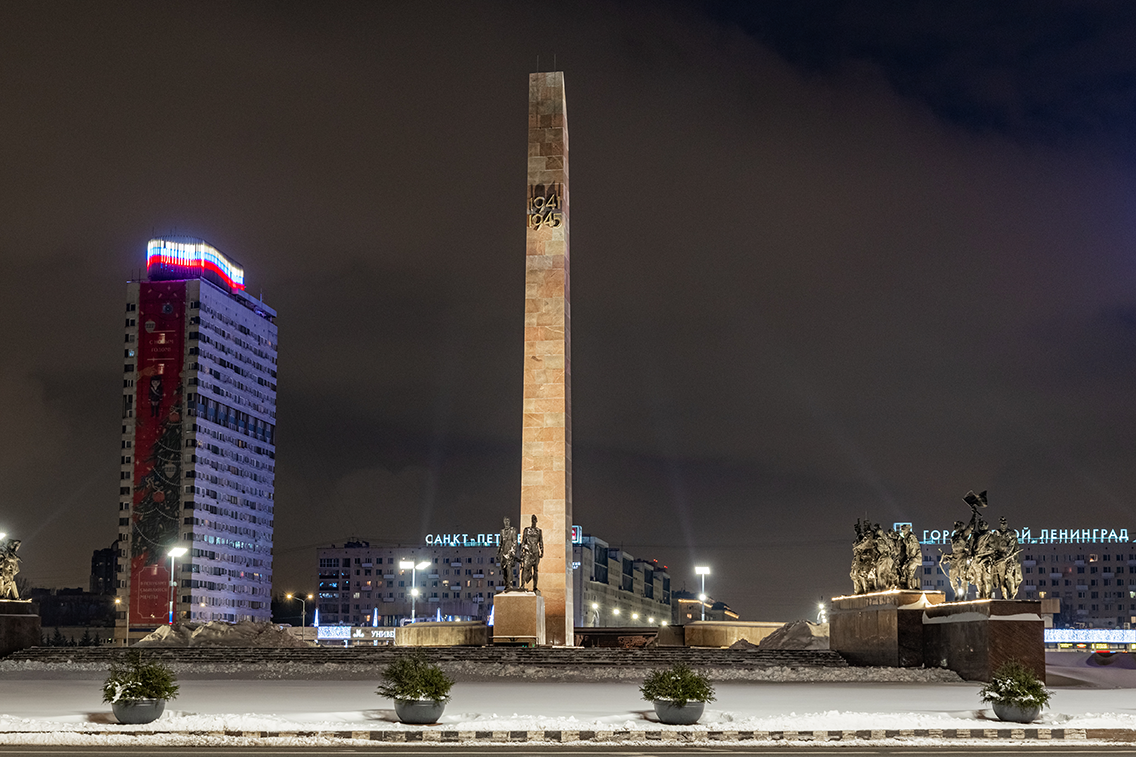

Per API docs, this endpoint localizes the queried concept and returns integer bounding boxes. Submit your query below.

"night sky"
[2,1,1136,622]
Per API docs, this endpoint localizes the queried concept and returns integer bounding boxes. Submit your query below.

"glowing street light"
[166,546,187,625]
[286,592,314,629]
[695,566,710,621]
[400,559,431,622]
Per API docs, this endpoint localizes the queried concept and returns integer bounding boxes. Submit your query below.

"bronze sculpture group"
[850,490,1023,601]
[850,521,922,593]
[939,490,1023,600]
[497,514,544,593]
[0,537,22,600]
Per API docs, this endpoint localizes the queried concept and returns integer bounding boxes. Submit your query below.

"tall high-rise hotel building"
[116,237,277,644]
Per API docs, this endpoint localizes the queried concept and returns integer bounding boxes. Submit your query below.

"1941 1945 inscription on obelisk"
[521,71,572,646]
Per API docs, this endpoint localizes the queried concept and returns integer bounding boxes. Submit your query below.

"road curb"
[0,726,1123,742]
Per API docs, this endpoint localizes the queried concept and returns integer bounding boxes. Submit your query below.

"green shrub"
[979,659,1051,709]
[102,651,180,703]
[640,663,716,708]
[376,651,454,704]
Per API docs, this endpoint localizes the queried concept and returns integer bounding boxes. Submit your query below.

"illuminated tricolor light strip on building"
[146,238,245,291]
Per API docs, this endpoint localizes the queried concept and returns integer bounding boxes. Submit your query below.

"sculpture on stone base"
[0,538,22,600]
[850,519,922,593]
[496,517,518,592]
[849,491,1023,600]
[938,491,1023,601]
[519,515,543,592]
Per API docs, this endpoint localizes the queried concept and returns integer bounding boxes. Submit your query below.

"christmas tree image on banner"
[132,391,183,566]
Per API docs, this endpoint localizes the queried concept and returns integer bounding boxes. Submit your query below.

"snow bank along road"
[2,673,1136,747]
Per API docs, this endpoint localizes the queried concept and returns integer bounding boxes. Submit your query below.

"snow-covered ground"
[0,678,1135,732]
[0,652,1132,745]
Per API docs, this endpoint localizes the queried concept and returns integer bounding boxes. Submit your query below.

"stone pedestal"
[493,592,545,646]
[830,590,946,667]
[922,599,1045,682]
[396,621,488,647]
[684,621,788,649]
[0,600,40,657]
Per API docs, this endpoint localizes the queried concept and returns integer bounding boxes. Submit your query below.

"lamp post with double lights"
[399,559,431,622]
[695,566,710,621]
[167,546,187,625]
[286,592,313,629]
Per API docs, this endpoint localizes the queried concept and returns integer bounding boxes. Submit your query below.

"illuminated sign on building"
[424,533,501,547]
[316,626,396,641]
[1045,628,1136,644]
[146,238,245,291]
[424,525,585,547]
[919,526,1130,546]
[316,625,352,640]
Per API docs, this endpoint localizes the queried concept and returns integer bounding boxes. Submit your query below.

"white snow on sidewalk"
[0,651,1134,745]
[0,679,1134,734]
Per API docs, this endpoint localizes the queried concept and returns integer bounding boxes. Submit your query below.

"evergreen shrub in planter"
[980,659,1051,724]
[376,651,454,724]
[640,663,715,725]
[102,651,180,724]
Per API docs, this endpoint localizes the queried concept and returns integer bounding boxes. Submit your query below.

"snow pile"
[135,621,310,648]
[757,621,829,650]
[0,658,960,683]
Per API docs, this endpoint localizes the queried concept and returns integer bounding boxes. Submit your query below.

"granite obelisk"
[521,71,572,646]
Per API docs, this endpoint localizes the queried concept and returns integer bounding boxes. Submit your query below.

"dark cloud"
[1,1,1134,619]
[703,0,1136,144]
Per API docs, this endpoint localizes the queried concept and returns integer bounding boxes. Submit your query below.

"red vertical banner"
[130,282,186,626]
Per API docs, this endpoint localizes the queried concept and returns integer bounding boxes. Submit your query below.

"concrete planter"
[992,701,1041,724]
[111,698,166,724]
[652,700,705,725]
[393,699,446,724]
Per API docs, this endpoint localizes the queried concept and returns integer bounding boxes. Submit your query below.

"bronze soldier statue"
[993,515,1023,599]
[519,514,544,592]
[970,518,997,599]
[496,516,518,592]
[942,519,972,600]
[898,524,922,590]
[873,525,897,590]
[851,519,875,594]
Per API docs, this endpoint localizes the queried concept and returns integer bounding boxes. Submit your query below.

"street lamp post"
[167,546,187,625]
[286,593,313,629]
[695,566,710,621]
[400,559,431,622]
